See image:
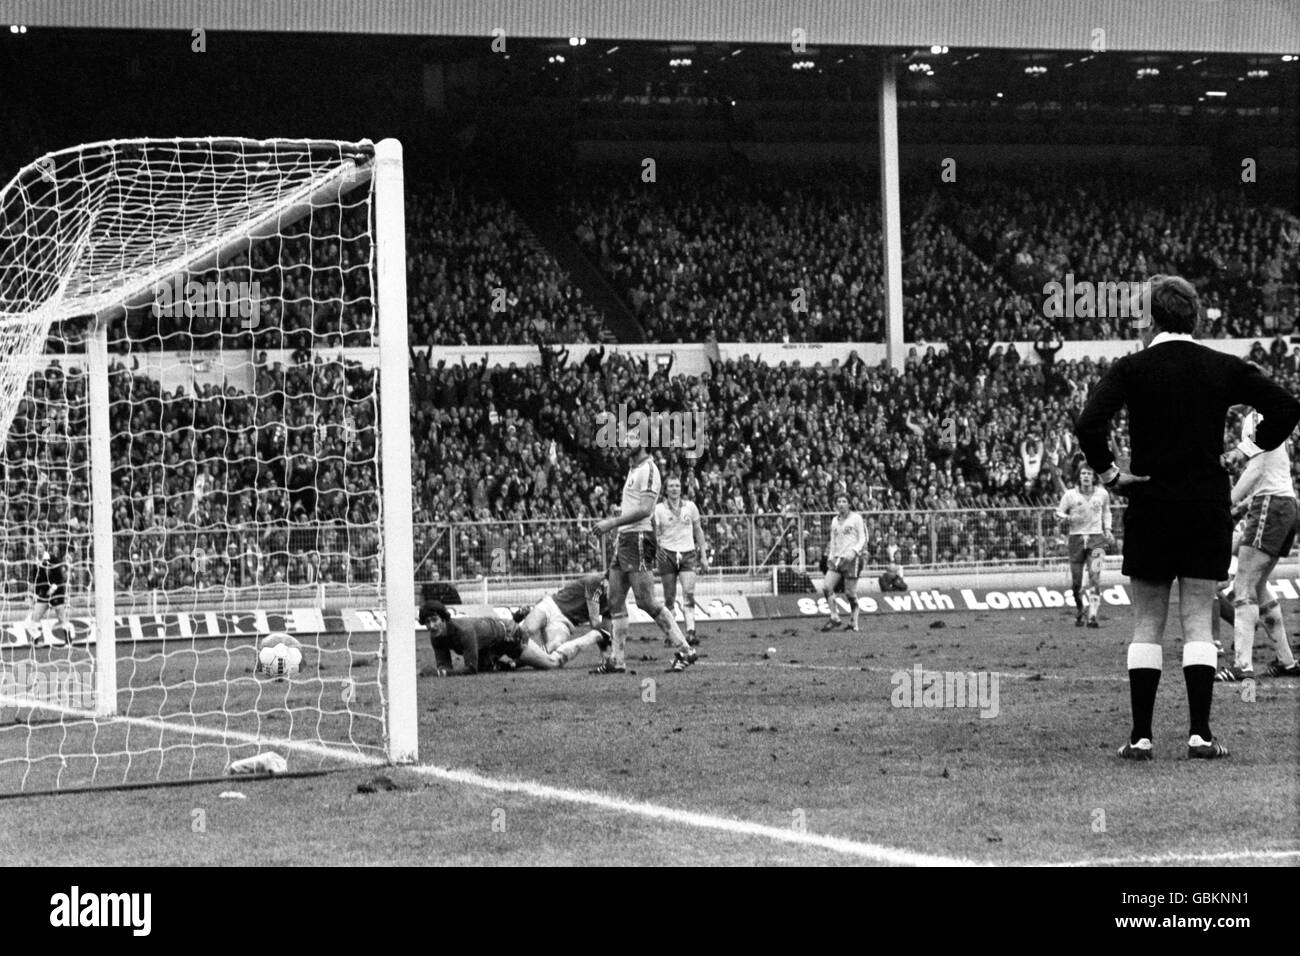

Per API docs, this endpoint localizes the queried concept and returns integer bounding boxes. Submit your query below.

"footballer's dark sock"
[1127,642,1162,743]
[1072,587,1082,615]
[1183,642,1217,741]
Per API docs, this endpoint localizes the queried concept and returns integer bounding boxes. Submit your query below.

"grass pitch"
[2,609,1297,866]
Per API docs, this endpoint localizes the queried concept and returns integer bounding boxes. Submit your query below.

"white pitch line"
[403,761,980,866]
[0,694,387,767]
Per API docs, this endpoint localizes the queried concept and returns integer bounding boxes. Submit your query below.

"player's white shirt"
[620,456,661,534]
[828,511,866,560]
[654,498,699,551]
[1056,487,1111,536]
[1233,411,1296,503]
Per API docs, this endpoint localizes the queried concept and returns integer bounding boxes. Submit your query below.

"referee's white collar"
[1147,332,1195,348]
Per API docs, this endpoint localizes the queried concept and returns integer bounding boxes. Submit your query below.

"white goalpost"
[0,137,417,793]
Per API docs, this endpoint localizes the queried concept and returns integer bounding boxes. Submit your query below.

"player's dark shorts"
[1121,498,1232,582]
[826,555,861,579]
[1068,533,1109,565]
[611,531,657,573]
[1240,494,1299,559]
[656,547,698,575]
[34,582,64,607]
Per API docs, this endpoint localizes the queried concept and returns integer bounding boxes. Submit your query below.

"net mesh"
[0,138,394,792]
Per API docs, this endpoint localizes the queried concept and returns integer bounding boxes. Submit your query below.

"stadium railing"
[417,506,1129,590]
[0,506,1133,616]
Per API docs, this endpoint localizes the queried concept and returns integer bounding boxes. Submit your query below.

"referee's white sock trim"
[1127,642,1162,670]
[1183,641,1217,668]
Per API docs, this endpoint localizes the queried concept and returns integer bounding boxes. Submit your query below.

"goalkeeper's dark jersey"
[430,616,523,675]
[33,556,66,602]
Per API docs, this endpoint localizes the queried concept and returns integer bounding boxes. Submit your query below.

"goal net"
[0,137,417,794]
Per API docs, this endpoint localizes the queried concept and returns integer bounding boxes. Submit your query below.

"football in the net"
[257,638,303,681]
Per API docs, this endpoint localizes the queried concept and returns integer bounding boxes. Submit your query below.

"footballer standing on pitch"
[1075,274,1300,761]
[1055,462,1114,628]
[589,430,695,674]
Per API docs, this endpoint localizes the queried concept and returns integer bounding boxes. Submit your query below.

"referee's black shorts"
[1120,498,1232,582]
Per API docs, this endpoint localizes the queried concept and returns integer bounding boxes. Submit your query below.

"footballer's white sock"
[654,606,689,650]
[1233,599,1258,671]
[1087,586,1100,620]
[823,588,840,621]
[1259,600,1295,665]
[551,629,604,667]
[683,600,696,632]
[609,616,628,667]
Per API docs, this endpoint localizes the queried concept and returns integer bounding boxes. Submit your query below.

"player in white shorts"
[819,493,866,632]
[589,431,694,674]
[1216,408,1300,680]
[517,571,613,669]
[1055,462,1114,628]
[653,476,709,647]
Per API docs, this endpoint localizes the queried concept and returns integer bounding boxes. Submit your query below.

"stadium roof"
[1,0,1296,54]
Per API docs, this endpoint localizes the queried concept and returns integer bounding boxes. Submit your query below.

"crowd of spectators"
[5,156,1299,591]
[940,168,1300,341]
[9,324,1300,593]
[566,163,1296,344]
[405,181,603,346]
[413,334,1300,579]
[2,352,382,596]
[87,164,1299,352]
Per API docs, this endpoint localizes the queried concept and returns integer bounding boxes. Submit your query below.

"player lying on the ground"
[819,493,865,632]
[23,544,71,646]
[588,431,696,674]
[653,476,709,647]
[1055,462,1115,628]
[419,600,555,675]
[1215,407,1300,681]
[515,572,614,669]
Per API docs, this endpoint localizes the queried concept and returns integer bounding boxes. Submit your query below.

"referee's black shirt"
[1076,339,1300,503]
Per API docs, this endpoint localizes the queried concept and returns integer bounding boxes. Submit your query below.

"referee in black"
[1076,275,1300,761]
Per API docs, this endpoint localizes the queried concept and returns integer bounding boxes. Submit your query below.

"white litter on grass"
[227,752,289,775]
[219,791,247,800]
